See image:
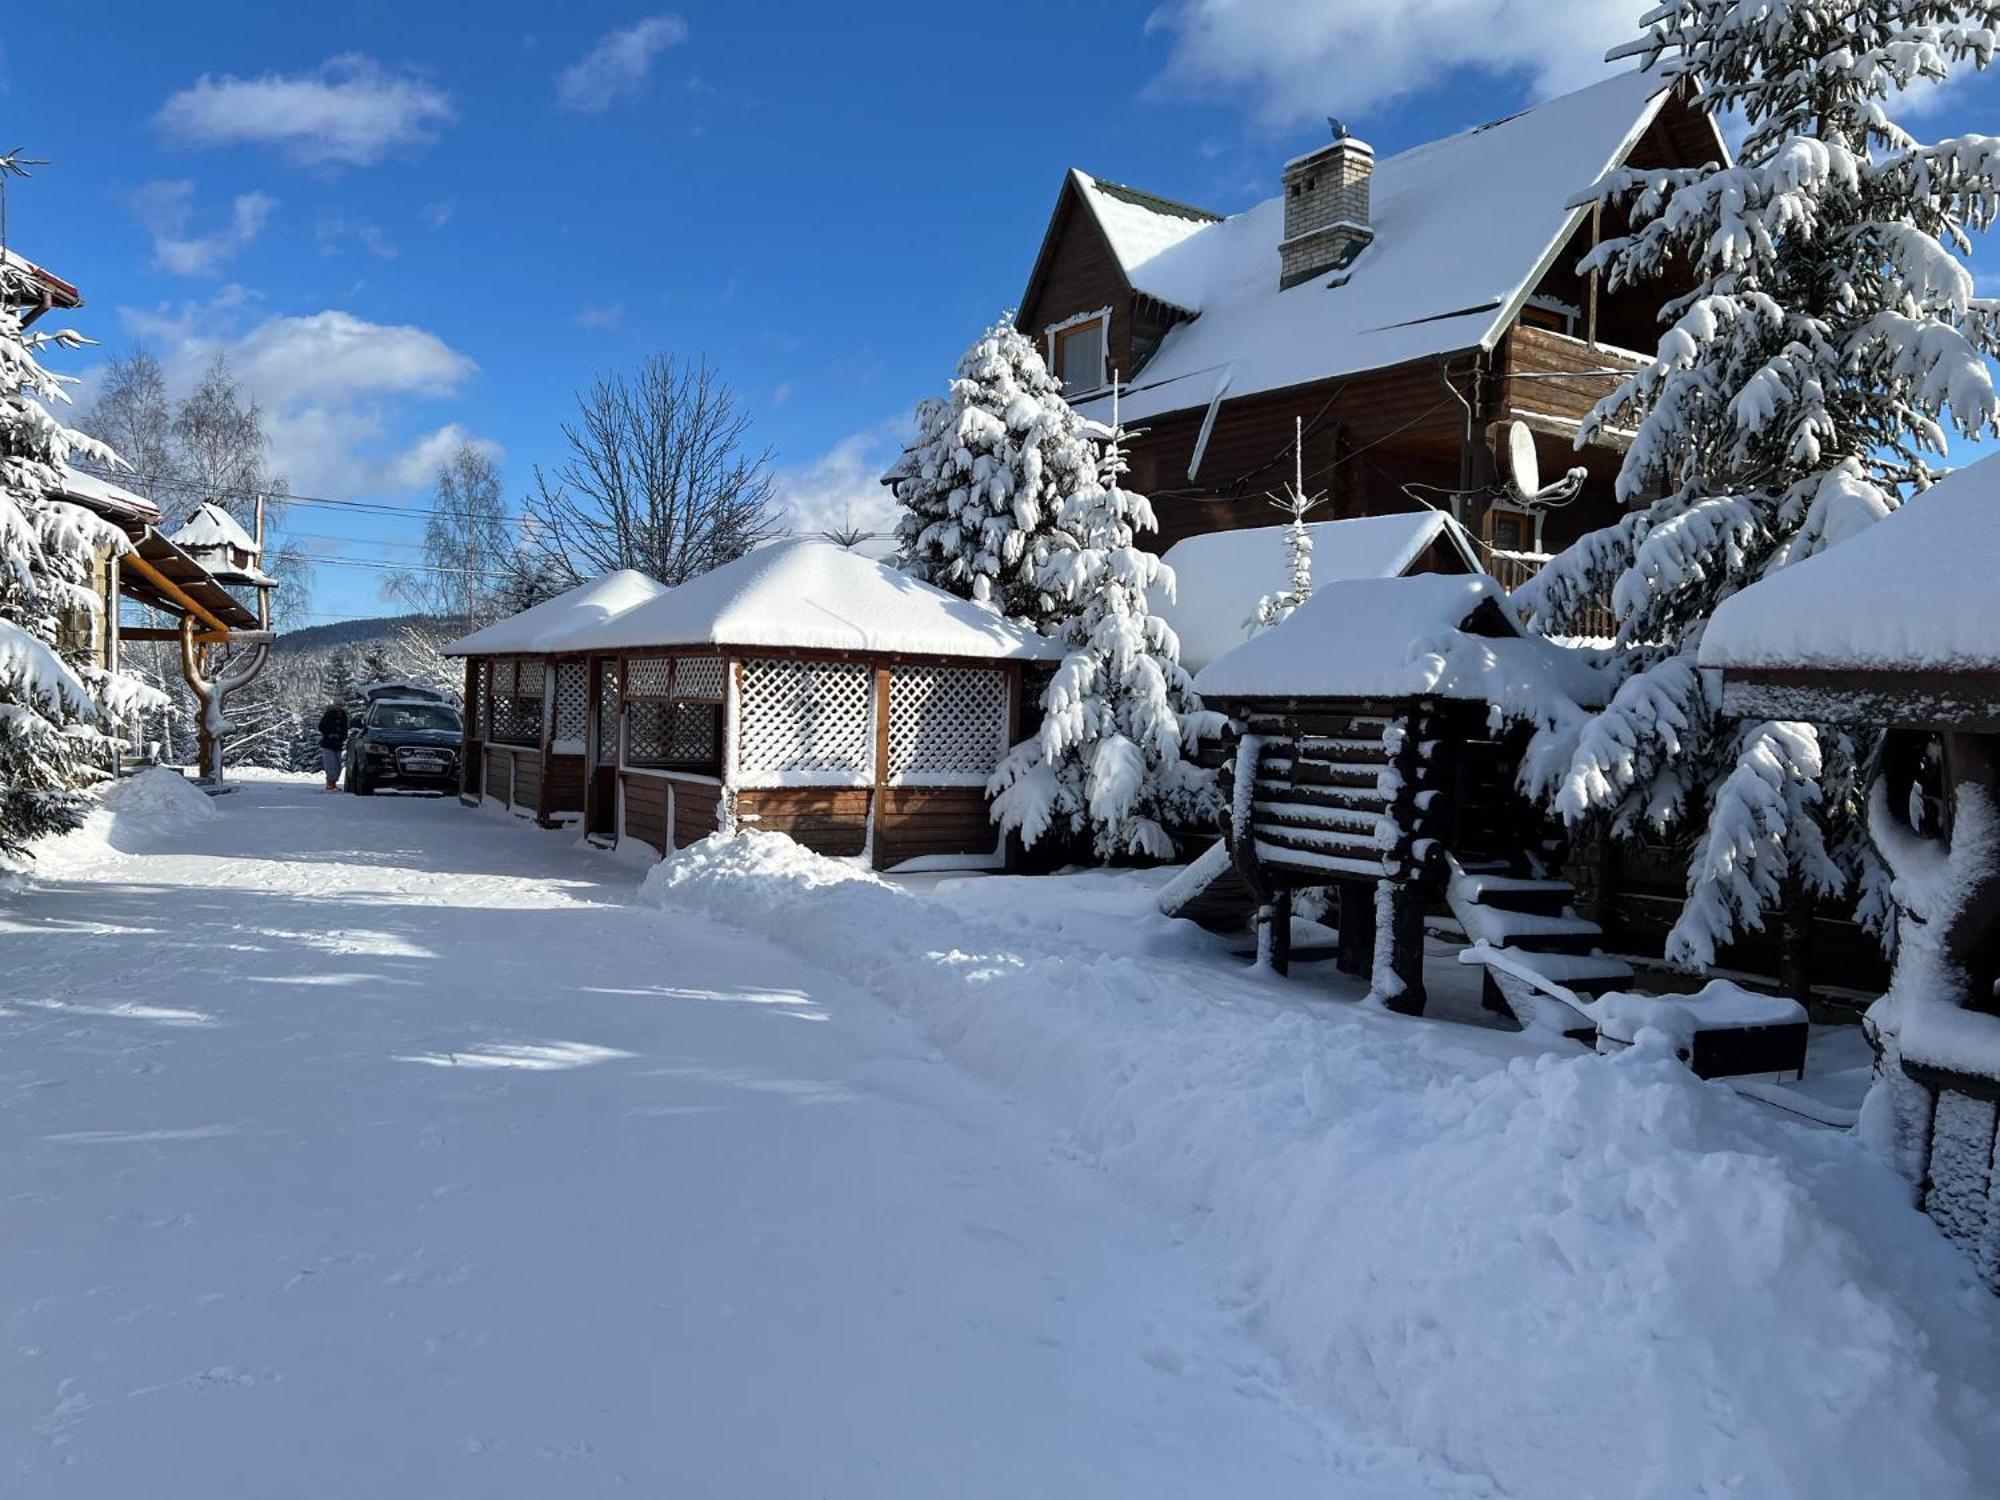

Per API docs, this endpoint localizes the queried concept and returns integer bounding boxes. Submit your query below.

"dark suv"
[344,698,463,795]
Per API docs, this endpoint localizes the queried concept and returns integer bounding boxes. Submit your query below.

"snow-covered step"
[1454,904,1607,953]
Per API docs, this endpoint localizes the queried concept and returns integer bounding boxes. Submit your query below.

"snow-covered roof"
[1074,69,1676,425]
[444,570,668,657]
[1701,455,2000,677]
[1194,573,1606,714]
[1156,512,1479,672]
[169,502,259,556]
[0,245,82,308]
[562,539,1065,660]
[1071,173,1223,311]
[55,466,160,527]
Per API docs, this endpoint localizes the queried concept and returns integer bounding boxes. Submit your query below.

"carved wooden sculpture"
[178,615,269,784]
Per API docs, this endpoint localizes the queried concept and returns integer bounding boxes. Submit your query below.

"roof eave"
[1472,76,1679,358]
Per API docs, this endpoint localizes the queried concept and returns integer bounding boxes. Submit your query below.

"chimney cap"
[1283,132,1374,171]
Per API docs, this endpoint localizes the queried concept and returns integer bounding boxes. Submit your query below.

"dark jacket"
[318,706,350,750]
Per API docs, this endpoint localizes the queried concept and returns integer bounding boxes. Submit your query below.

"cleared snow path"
[0,775,1469,1498]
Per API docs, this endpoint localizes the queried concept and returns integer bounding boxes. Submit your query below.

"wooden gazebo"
[444,571,667,824]
[453,541,1062,870]
[1702,457,2000,1287]
[1189,573,1610,1013]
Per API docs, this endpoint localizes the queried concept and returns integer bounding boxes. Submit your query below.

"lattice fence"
[596,660,620,765]
[490,699,540,746]
[627,657,671,700]
[492,659,516,698]
[736,659,872,784]
[552,662,587,744]
[674,656,726,702]
[518,658,547,698]
[887,666,1009,784]
[627,702,720,768]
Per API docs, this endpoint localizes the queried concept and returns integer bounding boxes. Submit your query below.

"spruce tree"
[990,389,1222,859]
[889,316,1104,633]
[0,155,158,856]
[1515,5,2000,968]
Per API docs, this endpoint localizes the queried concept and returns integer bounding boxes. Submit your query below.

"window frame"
[1045,306,1111,397]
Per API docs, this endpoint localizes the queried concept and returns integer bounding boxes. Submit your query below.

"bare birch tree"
[384,442,513,625]
[522,354,779,585]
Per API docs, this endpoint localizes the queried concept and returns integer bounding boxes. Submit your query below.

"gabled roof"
[170,502,259,555]
[1701,454,2000,678]
[1194,572,1606,712]
[1155,511,1479,672]
[561,539,1064,660]
[55,466,161,530]
[1071,172,1222,312]
[1062,69,1702,425]
[444,570,667,657]
[0,246,82,310]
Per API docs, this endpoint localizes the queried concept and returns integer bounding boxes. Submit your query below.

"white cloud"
[772,422,908,547]
[113,300,481,496]
[556,15,688,114]
[156,54,453,166]
[132,180,275,276]
[316,215,397,260]
[421,199,455,228]
[1145,0,1630,127]
[573,300,625,331]
[385,423,503,490]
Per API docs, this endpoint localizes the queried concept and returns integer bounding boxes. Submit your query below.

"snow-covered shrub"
[1515,7,2000,966]
[990,399,1222,860]
[888,316,1103,633]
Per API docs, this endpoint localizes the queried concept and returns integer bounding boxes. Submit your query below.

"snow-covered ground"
[6,772,2000,1496]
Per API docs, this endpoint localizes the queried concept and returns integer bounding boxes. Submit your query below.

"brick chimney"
[1279,119,1374,289]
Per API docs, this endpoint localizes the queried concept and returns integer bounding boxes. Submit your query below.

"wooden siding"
[542,752,587,817]
[875,786,998,868]
[1016,189,1135,382]
[672,779,723,848]
[485,745,542,813]
[737,788,870,858]
[621,773,669,852]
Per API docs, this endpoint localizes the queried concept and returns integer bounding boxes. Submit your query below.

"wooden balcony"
[1496,324,1649,449]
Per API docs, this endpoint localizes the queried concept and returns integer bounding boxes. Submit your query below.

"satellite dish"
[1504,420,1540,498]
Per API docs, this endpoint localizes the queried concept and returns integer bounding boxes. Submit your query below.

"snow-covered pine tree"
[0,155,160,856]
[1514,5,2000,970]
[888,316,1104,633]
[1251,418,1326,630]
[990,385,1223,859]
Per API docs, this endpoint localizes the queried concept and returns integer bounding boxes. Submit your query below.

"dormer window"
[1047,309,1109,396]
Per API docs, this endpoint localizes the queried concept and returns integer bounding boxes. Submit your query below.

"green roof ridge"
[1088,176,1224,224]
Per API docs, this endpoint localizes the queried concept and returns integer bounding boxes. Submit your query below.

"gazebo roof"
[560,540,1064,661]
[1195,573,1606,714]
[443,570,668,657]
[1701,455,2000,729]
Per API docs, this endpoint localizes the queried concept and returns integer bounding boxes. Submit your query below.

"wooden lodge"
[1012,69,1722,583]
[447,541,1061,870]
[1185,573,1615,1016]
[1702,457,2000,1288]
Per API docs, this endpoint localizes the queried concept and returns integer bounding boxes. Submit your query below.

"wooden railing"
[1489,548,1618,642]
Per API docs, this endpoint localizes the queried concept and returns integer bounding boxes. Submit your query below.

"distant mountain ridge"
[274,613,462,654]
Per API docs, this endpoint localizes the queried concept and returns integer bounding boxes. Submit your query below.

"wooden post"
[1384,881,1428,1017]
[1335,880,1372,977]
[536,658,557,827]
[459,657,479,804]
[870,665,891,869]
[1583,204,1602,349]
[1256,889,1293,976]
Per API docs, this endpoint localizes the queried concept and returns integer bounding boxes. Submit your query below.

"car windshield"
[372,704,461,732]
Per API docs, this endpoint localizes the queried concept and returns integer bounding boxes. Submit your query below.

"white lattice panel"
[674,656,726,702]
[553,662,587,741]
[490,700,540,746]
[627,656,671,699]
[626,702,719,767]
[595,659,620,765]
[736,659,871,784]
[887,666,1008,784]
[518,658,546,697]
[492,659,516,697]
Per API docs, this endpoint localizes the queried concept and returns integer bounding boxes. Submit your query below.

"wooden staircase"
[1445,858,1632,1039]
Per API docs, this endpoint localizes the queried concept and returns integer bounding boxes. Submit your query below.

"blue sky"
[6,2,1997,622]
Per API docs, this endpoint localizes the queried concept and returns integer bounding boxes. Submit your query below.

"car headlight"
[365,743,392,759]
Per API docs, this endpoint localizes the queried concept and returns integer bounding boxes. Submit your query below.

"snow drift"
[645,832,2000,1499]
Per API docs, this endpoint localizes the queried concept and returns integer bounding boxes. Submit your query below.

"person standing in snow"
[318,700,350,792]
